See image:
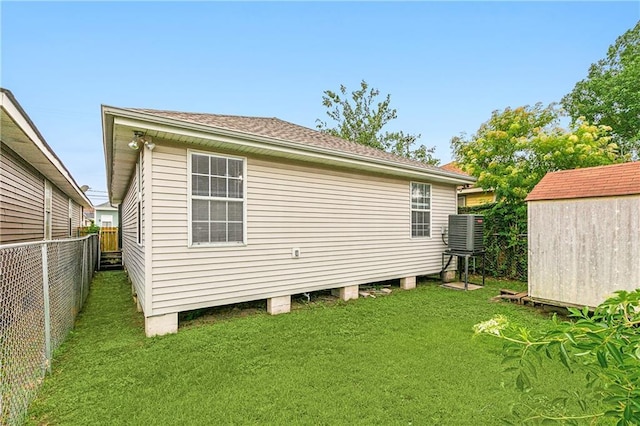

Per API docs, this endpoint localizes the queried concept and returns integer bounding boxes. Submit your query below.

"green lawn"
[28,272,586,425]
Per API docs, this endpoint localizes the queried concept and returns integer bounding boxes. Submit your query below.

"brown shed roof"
[526,162,640,202]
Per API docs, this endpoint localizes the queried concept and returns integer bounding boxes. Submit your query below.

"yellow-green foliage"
[451,104,623,204]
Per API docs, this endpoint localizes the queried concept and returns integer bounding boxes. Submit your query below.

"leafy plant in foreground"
[474,290,640,425]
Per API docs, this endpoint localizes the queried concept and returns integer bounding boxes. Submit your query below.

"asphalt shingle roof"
[526,162,640,201]
[128,108,465,176]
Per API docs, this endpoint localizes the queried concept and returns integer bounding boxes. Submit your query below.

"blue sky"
[2,2,639,205]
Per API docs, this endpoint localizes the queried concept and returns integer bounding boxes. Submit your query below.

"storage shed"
[526,162,640,307]
[102,106,473,336]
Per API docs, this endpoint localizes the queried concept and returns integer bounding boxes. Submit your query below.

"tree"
[474,290,640,425]
[451,103,621,204]
[562,21,640,159]
[451,104,622,280]
[316,80,439,165]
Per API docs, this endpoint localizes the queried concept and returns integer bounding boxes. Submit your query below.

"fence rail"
[0,235,98,425]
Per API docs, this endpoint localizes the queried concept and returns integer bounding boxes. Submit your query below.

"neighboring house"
[0,88,92,244]
[441,162,495,208]
[102,106,474,336]
[94,201,118,227]
[526,162,640,308]
[83,209,95,226]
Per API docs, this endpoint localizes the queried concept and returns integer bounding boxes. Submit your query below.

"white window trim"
[410,181,432,239]
[187,149,247,248]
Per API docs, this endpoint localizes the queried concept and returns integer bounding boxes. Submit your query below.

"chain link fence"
[0,235,98,425]
[481,233,528,282]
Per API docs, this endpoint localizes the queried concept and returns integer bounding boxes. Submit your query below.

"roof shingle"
[526,162,640,201]
[127,108,468,177]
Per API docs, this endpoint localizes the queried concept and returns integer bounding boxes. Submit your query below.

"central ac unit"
[448,214,484,253]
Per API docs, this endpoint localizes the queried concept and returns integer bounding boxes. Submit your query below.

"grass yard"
[28,272,590,425]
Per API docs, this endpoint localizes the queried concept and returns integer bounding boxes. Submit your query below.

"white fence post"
[41,243,52,374]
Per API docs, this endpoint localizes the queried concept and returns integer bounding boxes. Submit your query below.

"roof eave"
[102,106,475,202]
[1,89,92,208]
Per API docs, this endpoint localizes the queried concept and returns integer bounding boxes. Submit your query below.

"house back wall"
[147,144,457,316]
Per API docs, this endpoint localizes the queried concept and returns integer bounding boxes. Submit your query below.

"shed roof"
[526,162,640,202]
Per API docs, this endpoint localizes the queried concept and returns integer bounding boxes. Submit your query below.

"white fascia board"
[107,108,475,186]
[1,92,92,207]
[101,105,115,199]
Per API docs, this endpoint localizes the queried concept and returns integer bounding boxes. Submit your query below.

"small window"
[411,182,431,238]
[189,152,245,246]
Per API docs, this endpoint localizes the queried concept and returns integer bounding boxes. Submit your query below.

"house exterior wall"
[51,186,69,239]
[464,191,495,207]
[528,195,640,307]
[121,153,146,312]
[95,208,119,227]
[144,144,457,316]
[0,143,45,244]
[71,202,82,237]
[0,143,86,244]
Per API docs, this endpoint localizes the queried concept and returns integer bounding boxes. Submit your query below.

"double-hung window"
[411,182,431,238]
[190,152,245,246]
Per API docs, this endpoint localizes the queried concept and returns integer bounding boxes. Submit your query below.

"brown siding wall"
[0,142,45,244]
[71,202,82,237]
[51,186,68,239]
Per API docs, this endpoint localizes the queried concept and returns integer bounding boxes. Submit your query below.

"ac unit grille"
[448,214,484,253]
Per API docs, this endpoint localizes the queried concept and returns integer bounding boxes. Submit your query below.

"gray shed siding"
[0,143,45,244]
[528,195,640,307]
[147,144,457,316]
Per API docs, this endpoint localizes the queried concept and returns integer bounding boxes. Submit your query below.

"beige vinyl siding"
[122,155,146,312]
[71,202,82,237]
[51,186,68,239]
[528,196,640,307]
[0,143,45,244]
[149,145,456,315]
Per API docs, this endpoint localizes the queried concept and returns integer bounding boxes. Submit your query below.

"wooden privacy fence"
[99,227,119,252]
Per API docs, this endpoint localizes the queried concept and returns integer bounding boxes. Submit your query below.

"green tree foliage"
[316,80,439,165]
[474,290,640,425]
[562,21,640,159]
[451,103,621,204]
[452,104,621,283]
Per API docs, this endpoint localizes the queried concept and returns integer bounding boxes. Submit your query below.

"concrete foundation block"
[267,295,291,315]
[400,276,417,290]
[331,285,359,301]
[134,296,143,313]
[441,270,456,283]
[145,313,178,337]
